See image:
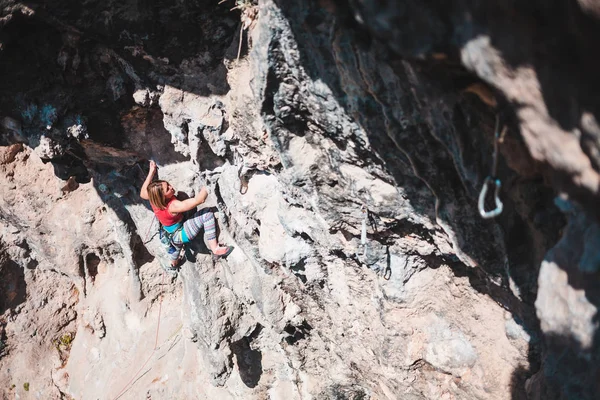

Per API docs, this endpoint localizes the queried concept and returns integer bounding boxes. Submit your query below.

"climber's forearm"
[140,167,156,200]
[169,187,208,213]
[169,197,203,213]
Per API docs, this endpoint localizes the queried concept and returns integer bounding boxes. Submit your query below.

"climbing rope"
[478,115,505,219]
[142,215,158,244]
[111,271,166,400]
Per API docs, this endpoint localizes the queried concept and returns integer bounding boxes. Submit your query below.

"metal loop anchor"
[478,176,504,219]
[360,204,368,260]
[478,115,505,219]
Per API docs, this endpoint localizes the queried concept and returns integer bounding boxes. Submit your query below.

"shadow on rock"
[0,0,239,191]
[510,205,600,400]
[90,165,155,270]
[0,1,241,290]
[230,328,263,388]
[0,259,27,315]
[266,0,571,396]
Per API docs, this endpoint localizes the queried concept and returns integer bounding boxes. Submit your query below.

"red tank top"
[151,198,183,227]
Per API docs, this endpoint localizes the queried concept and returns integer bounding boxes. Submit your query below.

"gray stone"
[0,0,597,399]
[424,316,478,376]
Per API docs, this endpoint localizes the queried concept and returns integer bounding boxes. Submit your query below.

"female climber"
[140,160,233,268]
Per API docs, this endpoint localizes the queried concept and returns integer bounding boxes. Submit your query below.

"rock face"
[0,0,598,399]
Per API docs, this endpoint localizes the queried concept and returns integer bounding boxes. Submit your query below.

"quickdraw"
[360,204,369,261]
[233,145,250,195]
[158,224,186,270]
[478,115,506,219]
[357,204,390,279]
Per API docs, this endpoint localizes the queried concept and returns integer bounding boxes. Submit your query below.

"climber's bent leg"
[162,232,184,266]
[200,211,217,249]
[181,209,231,256]
[182,208,214,242]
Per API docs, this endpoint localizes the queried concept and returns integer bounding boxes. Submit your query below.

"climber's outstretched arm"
[140,160,157,200]
[168,187,208,213]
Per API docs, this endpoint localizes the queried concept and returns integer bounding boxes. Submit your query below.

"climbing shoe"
[212,246,234,260]
[161,252,185,275]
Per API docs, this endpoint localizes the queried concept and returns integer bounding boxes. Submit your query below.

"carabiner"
[478,176,503,219]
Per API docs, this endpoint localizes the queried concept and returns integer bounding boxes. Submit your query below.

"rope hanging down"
[478,115,505,219]
[143,215,158,244]
[111,272,166,400]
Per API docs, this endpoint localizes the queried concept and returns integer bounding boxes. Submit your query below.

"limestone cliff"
[0,0,598,399]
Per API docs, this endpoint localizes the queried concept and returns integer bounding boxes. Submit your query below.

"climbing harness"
[159,223,183,245]
[159,223,186,270]
[478,115,505,219]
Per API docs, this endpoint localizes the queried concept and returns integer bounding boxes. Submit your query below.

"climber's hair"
[147,180,169,210]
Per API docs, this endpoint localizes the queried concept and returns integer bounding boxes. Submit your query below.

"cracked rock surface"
[0,0,598,399]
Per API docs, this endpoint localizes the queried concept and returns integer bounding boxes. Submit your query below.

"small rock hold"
[505,317,531,342]
[67,124,88,140]
[133,89,150,107]
[61,176,79,194]
[94,313,106,339]
[0,143,23,165]
[90,347,101,361]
